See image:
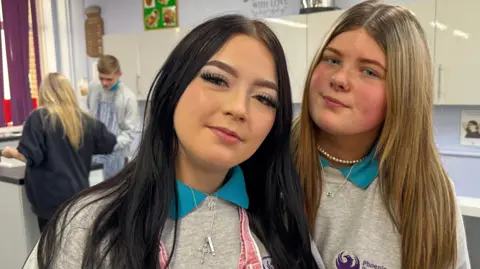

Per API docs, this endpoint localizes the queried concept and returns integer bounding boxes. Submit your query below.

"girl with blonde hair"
[1,72,116,231]
[292,1,470,268]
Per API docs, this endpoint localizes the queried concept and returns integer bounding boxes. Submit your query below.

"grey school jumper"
[315,165,471,269]
[23,166,324,268]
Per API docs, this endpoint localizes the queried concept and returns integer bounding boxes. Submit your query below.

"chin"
[313,114,349,135]
[201,150,244,170]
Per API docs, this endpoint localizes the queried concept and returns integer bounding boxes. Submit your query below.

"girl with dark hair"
[465,120,480,139]
[23,14,323,269]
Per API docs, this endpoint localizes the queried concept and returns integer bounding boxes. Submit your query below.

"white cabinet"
[434,0,480,105]
[400,0,436,55]
[136,29,187,100]
[103,29,186,100]
[437,64,480,104]
[397,0,437,103]
[263,15,308,103]
[103,33,140,96]
[306,10,344,68]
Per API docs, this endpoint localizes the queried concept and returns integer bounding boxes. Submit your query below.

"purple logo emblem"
[335,251,360,269]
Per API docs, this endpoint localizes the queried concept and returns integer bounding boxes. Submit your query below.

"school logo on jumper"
[262,256,274,269]
[336,251,360,269]
[335,251,387,269]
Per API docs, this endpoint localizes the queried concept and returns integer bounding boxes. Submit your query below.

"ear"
[117,72,123,77]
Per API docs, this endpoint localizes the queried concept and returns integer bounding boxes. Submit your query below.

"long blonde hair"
[292,1,457,269]
[38,73,86,150]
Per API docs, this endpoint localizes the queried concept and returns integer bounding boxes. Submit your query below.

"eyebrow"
[204,60,278,91]
[324,47,386,71]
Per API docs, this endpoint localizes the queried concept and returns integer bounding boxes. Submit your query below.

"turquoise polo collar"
[108,80,120,92]
[320,146,379,189]
[169,166,249,219]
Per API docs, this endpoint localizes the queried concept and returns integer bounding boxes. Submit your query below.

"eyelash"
[200,71,278,109]
[322,57,380,78]
[256,94,278,109]
[200,71,229,87]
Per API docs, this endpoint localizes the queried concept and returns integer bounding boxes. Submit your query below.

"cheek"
[249,114,275,145]
[173,83,208,136]
[354,86,387,127]
[309,64,328,91]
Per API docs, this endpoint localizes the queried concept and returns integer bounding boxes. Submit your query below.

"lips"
[209,126,242,143]
[322,95,348,108]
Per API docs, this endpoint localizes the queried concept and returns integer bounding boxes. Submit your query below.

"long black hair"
[36,14,318,269]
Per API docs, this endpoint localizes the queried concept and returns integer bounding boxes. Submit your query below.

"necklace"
[189,187,218,264]
[317,145,366,164]
[321,163,357,198]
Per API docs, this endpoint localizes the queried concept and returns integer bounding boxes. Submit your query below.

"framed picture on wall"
[460,109,480,146]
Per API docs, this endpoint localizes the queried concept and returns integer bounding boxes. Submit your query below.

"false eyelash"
[256,94,278,109]
[200,71,228,87]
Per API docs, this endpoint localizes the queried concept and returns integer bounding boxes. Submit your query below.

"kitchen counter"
[0,133,22,142]
[0,125,22,143]
[0,162,104,185]
[0,160,104,269]
[458,196,480,218]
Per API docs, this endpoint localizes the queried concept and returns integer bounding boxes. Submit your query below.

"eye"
[200,71,229,87]
[254,94,278,109]
[362,68,379,78]
[322,57,341,65]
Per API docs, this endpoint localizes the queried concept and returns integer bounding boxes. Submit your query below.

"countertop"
[458,196,480,218]
[0,125,22,143]
[0,162,104,185]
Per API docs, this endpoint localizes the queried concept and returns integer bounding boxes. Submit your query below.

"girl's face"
[308,28,387,137]
[174,34,278,171]
[467,123,478,132]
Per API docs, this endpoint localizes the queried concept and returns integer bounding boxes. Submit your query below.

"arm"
[22,227,88,269]
[93,119,117,155]
[17,110,46,166]
[22,196,100,269]
[115,95,139,151]
[1,147,27,162]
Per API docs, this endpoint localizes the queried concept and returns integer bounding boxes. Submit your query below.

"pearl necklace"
[316,145,366,164]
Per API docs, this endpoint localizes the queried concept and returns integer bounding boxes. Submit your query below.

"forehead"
[327,28,385,65]
[208,34,276,81]
[99,73,117,79]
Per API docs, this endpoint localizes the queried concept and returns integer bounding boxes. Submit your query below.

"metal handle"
[437,64,442,101]
[135,46,141,96]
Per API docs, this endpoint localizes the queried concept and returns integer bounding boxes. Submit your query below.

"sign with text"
[143,0,178,30]
[243,0,290,18]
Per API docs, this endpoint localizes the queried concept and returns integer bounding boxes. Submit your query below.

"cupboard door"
[435,0,480,105]
[437,64,480,105]
[137,29,187,100]
[264,15,308,103]
[306,10,343,67]
[102,33,140,96]
[399,0,437,103]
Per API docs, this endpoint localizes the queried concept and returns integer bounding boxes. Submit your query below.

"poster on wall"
[143,0,178,30]
[460,109,480,146]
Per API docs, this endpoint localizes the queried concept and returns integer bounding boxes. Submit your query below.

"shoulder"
[30,107,48,117]
[88,80,102,89]
[119,83,136,99]
[87,81,103,96]
[25,107,48,126]
[58,192,112,231]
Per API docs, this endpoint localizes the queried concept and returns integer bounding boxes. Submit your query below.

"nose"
[330,69,350,92]
[223,89,248,121]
